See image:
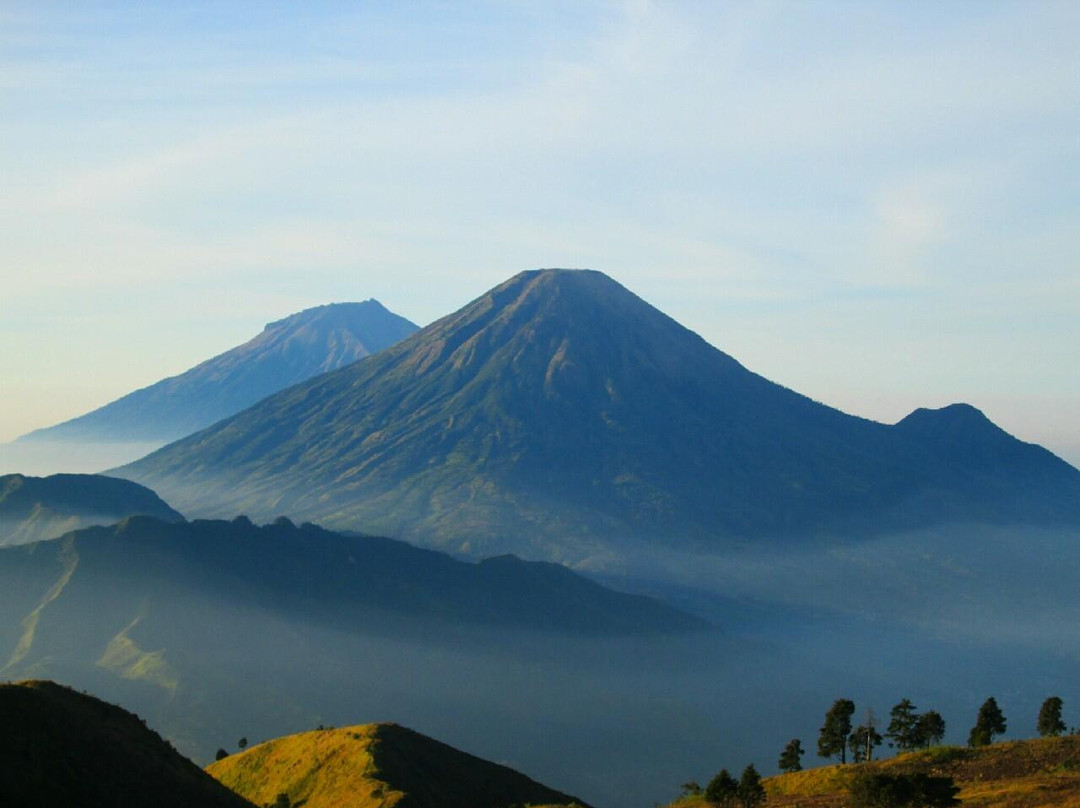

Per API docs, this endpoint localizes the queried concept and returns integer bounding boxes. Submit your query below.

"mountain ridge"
[0,472,184,547]
[207,722,590,808]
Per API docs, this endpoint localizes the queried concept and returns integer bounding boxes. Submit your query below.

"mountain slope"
[0,472,183,547]
[207,722,589,808]
[19,300,418,444]
[114,269,1080,561]
[0,680,254,808]
[0,516,703,678]
[734,736,1080,808]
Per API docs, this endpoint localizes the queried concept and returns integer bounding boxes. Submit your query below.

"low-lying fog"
[2,444,1075,808]
[0,441,164,477]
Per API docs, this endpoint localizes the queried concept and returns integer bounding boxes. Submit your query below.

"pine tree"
[737,764,765,808]
[849,724,883,763]
[818,699,856,763]
[705,769,739,807]
[778,738,804,773]
[886,699,920,752]
[1037,697,1066,738]
[968,697,1006,747]
[915,710,946,748]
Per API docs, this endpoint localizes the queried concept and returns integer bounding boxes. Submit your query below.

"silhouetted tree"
[1037,696,1065,738]
[818,699,855,763]
[705,769,739,806]
[886,699,920,752]
[915,710,946,748]
[778,738,804,773]
[968,697,1006,747]
[849,724,883,763]
[238,736,248,751]
[738,765,765,808]
[274,794,291,808]
[215,748,228,761]
[679,781,702,797]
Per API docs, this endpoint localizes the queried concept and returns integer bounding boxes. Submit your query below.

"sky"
[1,1,1078,467]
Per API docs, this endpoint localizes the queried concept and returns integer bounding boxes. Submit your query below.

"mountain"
[0,680,254,808]
[0,515,701,647]
[0,472,183,547]
[207,723,589,808]
[113,269,1080,563]
[19,300,418,444]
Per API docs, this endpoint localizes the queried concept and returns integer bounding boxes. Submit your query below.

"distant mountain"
[0,516,703,676]
[207,722,589,808]
[0,472,183,547]
[0,680,254,808]
[114,269,1080,563]
[19,300,418,444]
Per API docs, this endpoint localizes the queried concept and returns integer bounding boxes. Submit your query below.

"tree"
[886,699,920,752]
[1037,697,1066,738]
[968,697,1006,747]
[848,772,959,808]
[818,698,855,763]
[915,710,946,748]
[215,748,228,761]
[737,765,765,808]
[705,769,739,806]
[679,781,702,797]
[778,738,804,773]
[238,736,249,751]
[849,724,883,763]
[273,795,291,808]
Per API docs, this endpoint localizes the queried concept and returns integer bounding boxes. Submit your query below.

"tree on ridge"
[968,697,1006,747]
[819,699,856,763]
[779,738,804,773]
[1037,696,1066,738]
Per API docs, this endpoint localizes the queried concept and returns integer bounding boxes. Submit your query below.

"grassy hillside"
[207,722,589,808]
[671,736,1080,808]
[0,679,254,808]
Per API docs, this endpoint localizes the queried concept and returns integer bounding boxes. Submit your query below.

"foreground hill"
[115,269,1080,563]
[20,300,418,444]
[0,472,183,547]
[207,722,588,808]
[0,680,254,808]
[670,736,1080,808]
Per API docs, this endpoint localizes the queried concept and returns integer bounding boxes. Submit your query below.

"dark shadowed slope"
[19,300,418,444]
[0,472,183,547]
[208,722,589,808]
[115,269,1080,562]
[0,516,704,678]
[0,680,254,808]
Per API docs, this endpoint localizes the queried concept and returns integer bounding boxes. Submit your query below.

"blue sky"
[1,1,1078,465]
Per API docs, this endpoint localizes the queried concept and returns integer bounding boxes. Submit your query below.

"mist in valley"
[0,441,165,478]
[2,444,1076,808]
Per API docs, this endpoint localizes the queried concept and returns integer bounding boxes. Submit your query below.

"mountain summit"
[115,269,1080,561]
[19,300,418,444]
